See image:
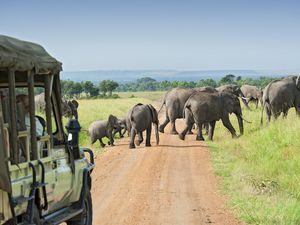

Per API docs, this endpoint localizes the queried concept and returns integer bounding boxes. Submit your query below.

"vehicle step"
[43,206,83,225]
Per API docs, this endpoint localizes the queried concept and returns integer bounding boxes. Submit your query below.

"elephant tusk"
[241,116,252,123]
[241,97,250,100]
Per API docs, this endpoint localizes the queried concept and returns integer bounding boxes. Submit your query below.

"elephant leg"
[121,127,127,137]
[178,120,192,140]
[282,110,288,118]
[159,112,170,133]
[99,138,106,148]
[119,130,124,138]
[129,128,137,149]
[203,123,209,135]
[187,124,194,134]
[135,132,144,146]
[296,106,300,117]
[241,98,250,110]
[221,116,237,138]
[146,124,152,147]
[266,104,271,123]
[112,129,117,138]
[208,121,216,141]
[255,99,259,109]
[196,123,205,141]
[108,132,115,146]
[170,120,178,135]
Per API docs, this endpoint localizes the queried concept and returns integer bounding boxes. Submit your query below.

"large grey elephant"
[158,87,217,134]
[127,103,159,149]
[179,91,244,141]
[88,115,121,147]
[216,84,249,109]
[240,85,262,109]
[35,92,79,119]
[261,75,300,124]
[35,92,46,112]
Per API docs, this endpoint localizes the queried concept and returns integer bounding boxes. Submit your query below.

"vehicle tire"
[67,191,93,225]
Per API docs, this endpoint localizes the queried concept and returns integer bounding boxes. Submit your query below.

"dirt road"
[91,119,242,225]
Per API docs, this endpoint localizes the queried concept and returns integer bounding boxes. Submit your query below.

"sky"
[1,0,300,72]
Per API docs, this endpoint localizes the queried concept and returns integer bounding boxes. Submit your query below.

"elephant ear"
[223,94,235,114]
[71,99,79,108]
[148,104,159,124]
[296,76,300,90]
[107,114,117,129]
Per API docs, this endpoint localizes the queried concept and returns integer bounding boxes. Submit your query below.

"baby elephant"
[113,118,127,138]
[127,103,159,149]
[88,115,121,147]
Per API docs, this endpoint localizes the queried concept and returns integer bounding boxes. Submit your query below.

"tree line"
[61,75,279,98]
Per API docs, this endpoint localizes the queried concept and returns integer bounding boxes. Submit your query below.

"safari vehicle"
[0,35,94,225]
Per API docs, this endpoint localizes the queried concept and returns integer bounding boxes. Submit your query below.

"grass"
[208,102,300,225]
[74,92,164,154]
[116,91,165,101]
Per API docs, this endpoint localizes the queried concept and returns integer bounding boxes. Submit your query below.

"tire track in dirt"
[91,119,243,225]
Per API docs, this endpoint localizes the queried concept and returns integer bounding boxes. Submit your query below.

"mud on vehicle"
[0,35,94,225]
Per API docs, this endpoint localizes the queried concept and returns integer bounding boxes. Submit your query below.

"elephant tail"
[158,90,171,114]
[183,99,191,119]
[260,81,275,126]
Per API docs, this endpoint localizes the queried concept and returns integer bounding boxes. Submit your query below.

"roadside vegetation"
[209,103,300,225]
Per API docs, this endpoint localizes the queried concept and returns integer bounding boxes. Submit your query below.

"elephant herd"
[36,75,299,149]
[35,92,79,119]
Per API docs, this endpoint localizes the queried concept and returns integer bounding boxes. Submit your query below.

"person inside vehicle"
[16,94,44,137]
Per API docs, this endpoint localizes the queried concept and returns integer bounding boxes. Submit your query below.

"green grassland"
[116,91,165,101]
[209,103,300,225]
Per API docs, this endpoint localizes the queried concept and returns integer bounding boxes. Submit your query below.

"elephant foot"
[232,134,238,139]
[187,131,194,135]
[158,126,164,133]
[196,135,205,141]
[135,140,141,146]
[100,144,106,148]
[129,143,136,149]
[108,141,111,145]
[145,143,151,147]
[207,136,213,141]
[120,135,124,138]
[178,133,185,140]
[170,130,178,135]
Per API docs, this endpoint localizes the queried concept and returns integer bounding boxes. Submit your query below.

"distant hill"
[61,70,292,83]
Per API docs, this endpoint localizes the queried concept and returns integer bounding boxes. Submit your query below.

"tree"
[197,79,217,87]
[99,80,119,96]
[137,77,156,83]
[219,74,236,85]
[69,82,83,98]
[99,80,108,95]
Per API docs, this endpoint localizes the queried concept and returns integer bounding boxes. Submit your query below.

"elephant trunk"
[154,123,159,145]
[236,114,244,135]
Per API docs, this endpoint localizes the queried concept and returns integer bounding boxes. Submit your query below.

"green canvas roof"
[0,35,62,74]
